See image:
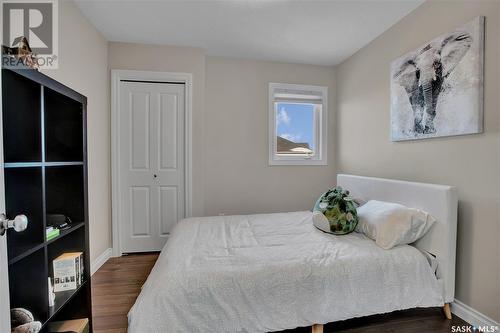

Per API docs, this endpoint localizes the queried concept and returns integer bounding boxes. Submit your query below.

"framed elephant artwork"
[390,16,484,141]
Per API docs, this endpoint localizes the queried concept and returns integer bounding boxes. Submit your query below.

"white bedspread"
[128,211,443,333]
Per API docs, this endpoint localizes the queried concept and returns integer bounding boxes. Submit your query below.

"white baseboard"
[91,248,112,275]
[452,299,499,329]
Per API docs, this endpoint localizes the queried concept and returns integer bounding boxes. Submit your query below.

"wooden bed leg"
[312,324,324,333]
[443,303,452,320]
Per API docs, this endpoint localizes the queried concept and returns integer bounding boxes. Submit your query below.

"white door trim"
[0,6,10,328]
[111,69,193,257]
[0,50,12,333]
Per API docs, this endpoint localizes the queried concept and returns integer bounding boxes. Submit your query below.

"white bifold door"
[119,81,185,252]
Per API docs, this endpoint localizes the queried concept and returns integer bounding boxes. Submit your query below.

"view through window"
[276,102,317,156]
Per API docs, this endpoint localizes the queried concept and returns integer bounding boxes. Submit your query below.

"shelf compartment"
[47,226,86,275]
[2,69,42,163]
[44,87,84,162]
[5,167,44,261]
[47,280,88,322]
[45,165,85,224]
[44,222,85,246]
[9,248,48,325]
[8,223,85,266]
[46,227,87,328]
[42,282,91,333]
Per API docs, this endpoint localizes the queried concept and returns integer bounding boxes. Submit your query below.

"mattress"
[128,211,443,333]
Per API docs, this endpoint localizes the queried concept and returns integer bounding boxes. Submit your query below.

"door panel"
[159,93,177,170]
[130,92,150,170]
[159,186,178,235]
[130,187,151,236]
[119,81,185,252]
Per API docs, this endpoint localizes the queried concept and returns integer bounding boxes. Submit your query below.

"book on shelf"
[46,227,60,241]
[48,318,89,333]
[53,252,84,292]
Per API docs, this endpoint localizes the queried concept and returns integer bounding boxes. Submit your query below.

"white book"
[53,252,83,292]
[79,253,84,285]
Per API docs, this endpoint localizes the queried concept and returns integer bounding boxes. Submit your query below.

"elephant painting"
[390,17,484,141]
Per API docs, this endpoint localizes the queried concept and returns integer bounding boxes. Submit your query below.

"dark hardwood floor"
[92,253,158,333]
[92,253,469,333]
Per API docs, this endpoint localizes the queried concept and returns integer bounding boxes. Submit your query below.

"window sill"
[268,158,327,166]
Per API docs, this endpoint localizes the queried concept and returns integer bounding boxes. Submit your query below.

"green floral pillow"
[313,186,359,235]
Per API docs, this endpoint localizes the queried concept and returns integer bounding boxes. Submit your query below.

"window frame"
[268,82,328,166]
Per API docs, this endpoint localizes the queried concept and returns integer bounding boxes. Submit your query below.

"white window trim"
[268,83,328,166]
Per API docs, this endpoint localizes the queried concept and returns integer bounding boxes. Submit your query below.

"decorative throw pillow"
[356,200,436,249]
[312,187,359,235]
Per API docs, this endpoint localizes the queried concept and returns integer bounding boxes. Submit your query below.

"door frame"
[0,3,10,328]
[111,69,193,257]
[0,50,12,333]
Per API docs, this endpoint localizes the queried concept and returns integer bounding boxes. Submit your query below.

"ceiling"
[75,0,423,66]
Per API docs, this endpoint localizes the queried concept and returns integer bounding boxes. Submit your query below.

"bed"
[128,174,458,333]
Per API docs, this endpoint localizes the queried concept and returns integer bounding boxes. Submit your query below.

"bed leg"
[443,303,452,320]
[312,324,324,333]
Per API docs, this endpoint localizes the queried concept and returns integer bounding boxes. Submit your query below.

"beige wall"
[336,0,500,321]
[108,42,206,217]
[204,57,336,215]
[41,1,111,263]
[108,43,337,217]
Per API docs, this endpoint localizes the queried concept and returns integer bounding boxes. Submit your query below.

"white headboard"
[337,174,458,303]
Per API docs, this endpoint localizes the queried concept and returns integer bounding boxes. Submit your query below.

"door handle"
[0,214,28,236]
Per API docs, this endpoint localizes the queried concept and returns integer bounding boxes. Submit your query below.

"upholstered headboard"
[337,174,458,303]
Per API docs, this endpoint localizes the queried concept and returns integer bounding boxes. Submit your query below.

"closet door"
[118,81,185,252]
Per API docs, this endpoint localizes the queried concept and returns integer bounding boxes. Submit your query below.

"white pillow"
[356,200,436,249]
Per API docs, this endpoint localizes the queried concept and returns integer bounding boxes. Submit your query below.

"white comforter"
[128,211,443,333]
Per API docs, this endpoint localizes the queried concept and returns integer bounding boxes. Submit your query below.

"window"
[269,83,327,165]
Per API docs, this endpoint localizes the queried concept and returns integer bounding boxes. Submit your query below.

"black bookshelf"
[2,67,92,332]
